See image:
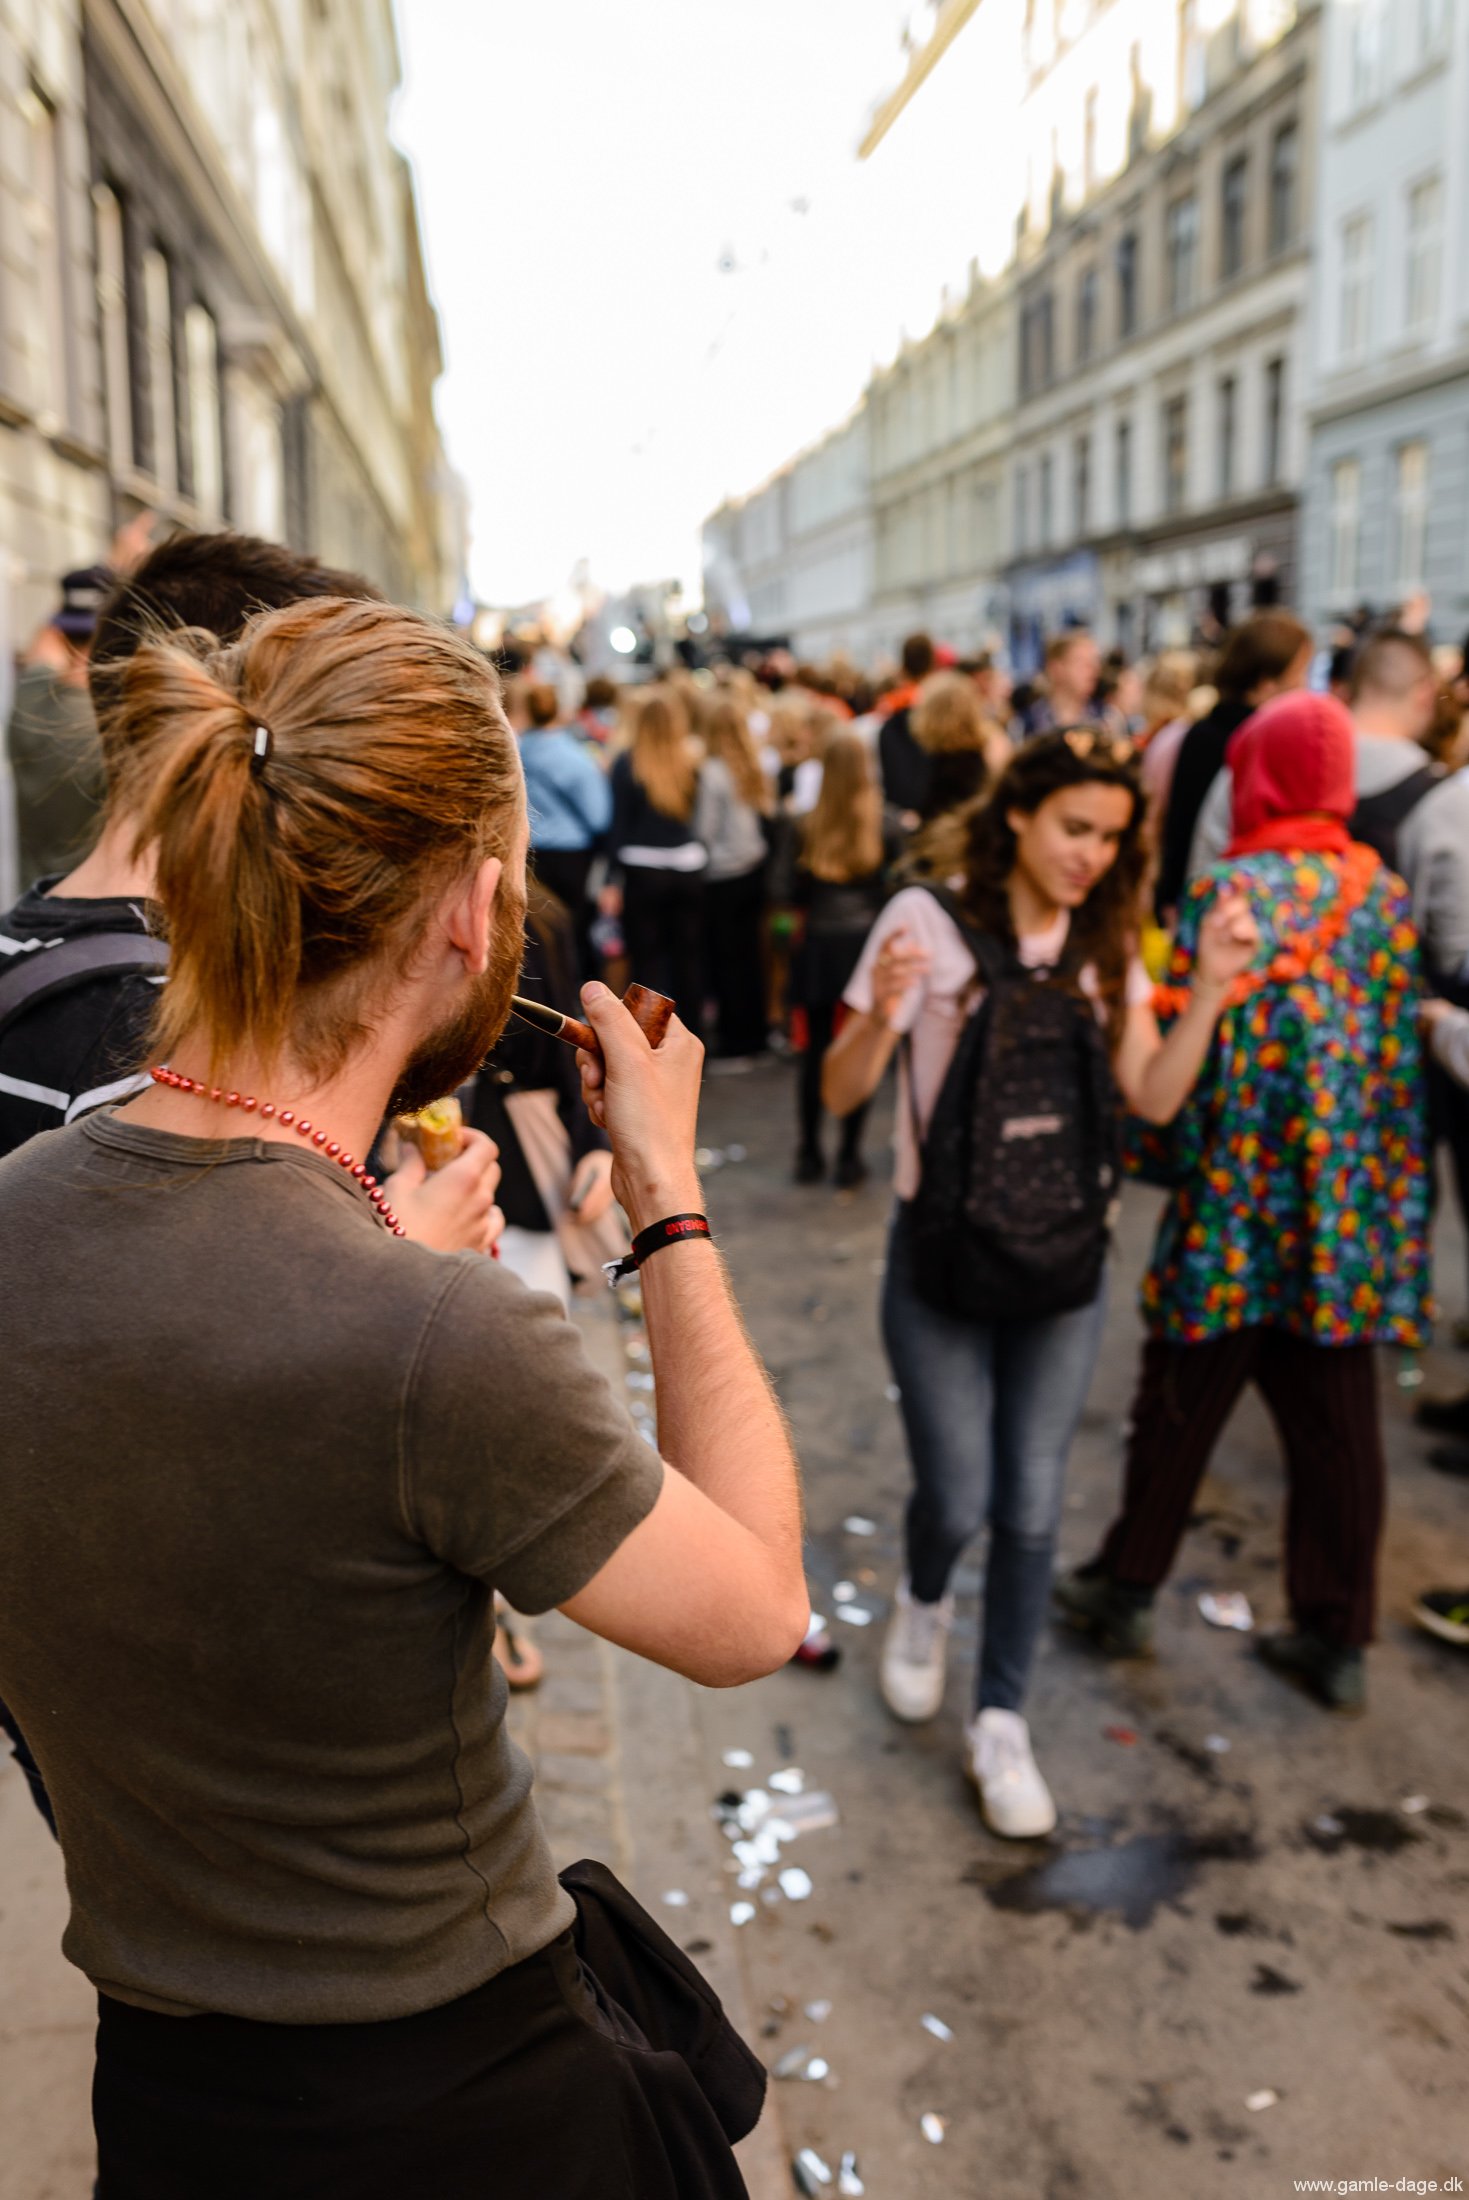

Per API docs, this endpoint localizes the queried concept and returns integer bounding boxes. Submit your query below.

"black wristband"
[604,1213,711,1287]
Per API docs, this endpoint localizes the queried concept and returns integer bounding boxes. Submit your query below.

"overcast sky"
[393,0,1022,609]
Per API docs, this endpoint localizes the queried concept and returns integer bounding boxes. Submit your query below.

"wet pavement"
[690,1053,1469,2199]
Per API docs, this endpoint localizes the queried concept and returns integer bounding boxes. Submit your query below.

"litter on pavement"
[921,2112,947,2143]
[837,2155,866,2195]
[660,1890,689,1907]
[921,2013,954,2041]
[1246,2089,1279,2112]
[721,1748,754,1770]
[793,2147,832,2191]
[729,1902,755,1927]
[843,1516,878,1536]
[1199,1590,1255,1631]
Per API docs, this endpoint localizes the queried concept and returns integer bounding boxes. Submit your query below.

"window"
[1349,0,1386,110]
[1405,176,1444,334]
[1394,442,1429,592]
[184,303,223,521]
[93,184,132,473]
[1166,194,1198,316]
[1074,432,1091,536]
[21,85,71,430]
[142,247,177,495]
[1039,451,1054,548]
[1115,416,1133,527]
[1077,265,1099,365]
[1116,230,1139,338]
[1163,394,1189,514]
[1083,88,1099,192]
[1220,153,1248,280]
[1329,458,1361,600]
[1021,291,1055,393]
[1217,375,1238,497]
[1015,465,1030,555]
[1416,0,1450,63]
[1264,356,1285,484]
[1339,214,1373,364]
[1268,122,1297,254]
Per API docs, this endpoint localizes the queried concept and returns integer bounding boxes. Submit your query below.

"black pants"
[94,1930,747,2200]
[532,848,595,984]
[621,868,706,1041]
[703,865,768,1057]
[798,1000,869,1163]
[1094,1328,1384,1648]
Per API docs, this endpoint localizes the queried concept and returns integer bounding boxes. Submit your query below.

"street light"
[609,625,637,654]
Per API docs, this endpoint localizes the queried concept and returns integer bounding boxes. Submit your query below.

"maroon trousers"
[1096,1327,1384,1648]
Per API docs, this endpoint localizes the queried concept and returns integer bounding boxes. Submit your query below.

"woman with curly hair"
[823,729,1258,1835]
[1057,692,1431,1714]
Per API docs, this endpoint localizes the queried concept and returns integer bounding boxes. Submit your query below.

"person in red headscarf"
[1057,690,1431,1713]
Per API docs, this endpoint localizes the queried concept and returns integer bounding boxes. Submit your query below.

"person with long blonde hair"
[601,685,708,1036]
[789,730,893,1185]
[700,694,772,1058]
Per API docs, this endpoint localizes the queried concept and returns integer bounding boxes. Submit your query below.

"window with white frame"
[93,184,132,473]
[21,85,71,431]
[184,303,223,521]
[1039,451,1054,548]
[1348,0,1387,110]
[1162,394,1189,515]
[1217,375,1237,498]
[1115,416,1133,526]
[1405,175,1444,336]
[1074,432,1091,536]
[1339,214,1373,365]
[1166,194,1198,316]
[1415,0,1450,66]
[1393,441,1429,593]
[1329,458,1361,600]
[142,247,178,495]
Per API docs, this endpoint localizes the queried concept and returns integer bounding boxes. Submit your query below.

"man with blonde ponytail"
[0,597,805,2196]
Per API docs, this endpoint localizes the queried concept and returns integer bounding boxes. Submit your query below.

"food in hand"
[393,1096,464,1173]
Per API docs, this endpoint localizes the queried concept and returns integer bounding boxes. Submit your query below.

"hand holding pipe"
[509,982,675,1057]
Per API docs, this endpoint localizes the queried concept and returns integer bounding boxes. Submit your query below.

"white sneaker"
[965,1708,1057,1839]
[879,1579,954,1723]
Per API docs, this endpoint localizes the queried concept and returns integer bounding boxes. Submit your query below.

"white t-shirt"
[843,885,1152,1200]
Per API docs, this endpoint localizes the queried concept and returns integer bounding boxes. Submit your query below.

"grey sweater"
[1186,732,1469,978]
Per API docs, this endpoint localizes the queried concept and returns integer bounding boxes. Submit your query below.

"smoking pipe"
[509,982,675,1056]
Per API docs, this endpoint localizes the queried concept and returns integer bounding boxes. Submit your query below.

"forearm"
[821,1007,899,1117]
[1430,1004,1469,1090]
[1128,986,1227,1124]
[639,1235,804,1572]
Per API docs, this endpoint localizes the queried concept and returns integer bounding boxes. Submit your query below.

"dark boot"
[1414,1389,1469,1437]
[1256,1629,1366,1715]
[1053,1567,1156,1657]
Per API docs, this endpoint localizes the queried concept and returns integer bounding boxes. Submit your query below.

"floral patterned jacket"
[1138,846,1431,1347]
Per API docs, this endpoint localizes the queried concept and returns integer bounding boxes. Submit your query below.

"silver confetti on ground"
[793,2149,832,2192]
[729,1901,755,1927]
[921,2012,954,2041]
[837,2154,866,2196]
[779,1865,814,1901]
[843,1515,877,1537]
[660,1889,689,1908]
[921,2112,947,2143]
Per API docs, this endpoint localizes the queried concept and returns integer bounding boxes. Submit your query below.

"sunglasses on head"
[1062,726,1136,765]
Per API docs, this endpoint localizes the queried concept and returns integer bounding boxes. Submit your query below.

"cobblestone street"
[3,1055,1467,2199]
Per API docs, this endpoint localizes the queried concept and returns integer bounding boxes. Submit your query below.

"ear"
[444,856,503,977]
[1005,807,1028,838]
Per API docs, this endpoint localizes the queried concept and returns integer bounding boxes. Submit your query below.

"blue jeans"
[880,1204,1107,1713]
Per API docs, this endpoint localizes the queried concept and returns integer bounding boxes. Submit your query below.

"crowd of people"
[1,524,1468,2191]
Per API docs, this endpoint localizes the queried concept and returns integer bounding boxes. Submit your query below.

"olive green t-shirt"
[0,1113,663,2023]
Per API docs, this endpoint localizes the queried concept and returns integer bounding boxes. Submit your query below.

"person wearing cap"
[1057,691,1431,1713]
[5,566,112,888]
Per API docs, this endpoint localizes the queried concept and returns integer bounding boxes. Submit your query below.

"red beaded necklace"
[148,1065,406,1235]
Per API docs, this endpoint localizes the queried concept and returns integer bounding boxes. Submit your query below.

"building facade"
[867,267,1015,659]
[1006,0,1319,666]
[1299,0,1469,638]
[703,407,874,662]
[1,0,458,657]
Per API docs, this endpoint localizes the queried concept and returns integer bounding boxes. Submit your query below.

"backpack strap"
[911,880,1009,988]
[1350,765,1440,847]
[0,931,170,1044]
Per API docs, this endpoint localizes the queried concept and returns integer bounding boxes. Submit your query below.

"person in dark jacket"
[789,731,897,1186]
[877,632,937,820]
[1154,610,1311,921]
[600,688,710,1038]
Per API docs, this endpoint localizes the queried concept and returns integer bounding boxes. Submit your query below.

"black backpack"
[907,885,1121,1323]
[1349,764,1439,871]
